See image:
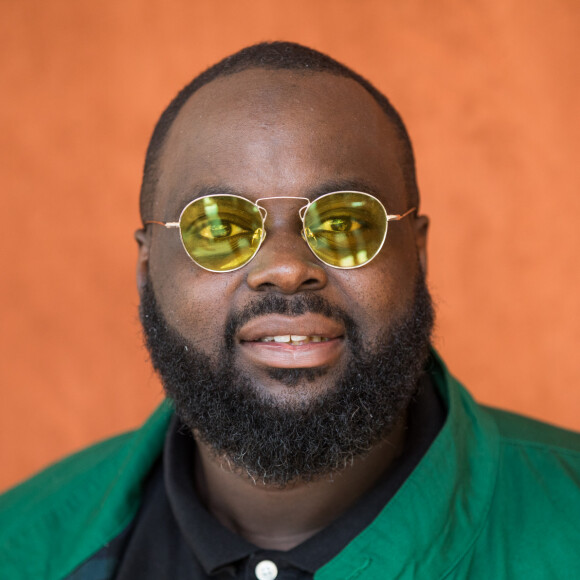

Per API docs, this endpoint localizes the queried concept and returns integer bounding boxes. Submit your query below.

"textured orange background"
[1,0,579,492]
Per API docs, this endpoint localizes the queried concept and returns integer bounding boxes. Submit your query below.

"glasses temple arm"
[386,207,416,222]
[144,221,180,229]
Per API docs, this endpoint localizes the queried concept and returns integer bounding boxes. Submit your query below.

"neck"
[193,414,407,551]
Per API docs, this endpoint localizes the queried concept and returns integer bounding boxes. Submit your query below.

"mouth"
[237,314,345,369]
[257,335,331,345]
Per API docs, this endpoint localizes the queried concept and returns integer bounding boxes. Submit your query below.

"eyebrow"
[186,184,242,201]
[169,184,243,216]
[305,178,380,200]
[179,178,380,204]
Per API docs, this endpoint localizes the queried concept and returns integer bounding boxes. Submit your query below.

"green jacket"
[2,353,580,579]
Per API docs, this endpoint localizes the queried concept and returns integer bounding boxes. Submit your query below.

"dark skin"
[135,69,429,550]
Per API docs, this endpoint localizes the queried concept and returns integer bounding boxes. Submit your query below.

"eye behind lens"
[303,192,387,268]
[178,195,264,272]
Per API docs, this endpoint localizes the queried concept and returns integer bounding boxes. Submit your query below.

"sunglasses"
[145,191,415,272]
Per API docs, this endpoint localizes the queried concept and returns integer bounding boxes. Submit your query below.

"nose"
[245,226,328,294]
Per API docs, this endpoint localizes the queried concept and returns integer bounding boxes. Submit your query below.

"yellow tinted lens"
[179,196,264,272]
[303,192,387,268]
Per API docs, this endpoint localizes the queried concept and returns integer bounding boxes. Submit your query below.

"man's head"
[136,42,433,486]
[139,41,420,224]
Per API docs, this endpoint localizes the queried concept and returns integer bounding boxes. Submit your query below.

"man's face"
[137,69,431,483]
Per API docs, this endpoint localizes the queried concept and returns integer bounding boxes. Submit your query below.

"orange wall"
[1,0,578,492]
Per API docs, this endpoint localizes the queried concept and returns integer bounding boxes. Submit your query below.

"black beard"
[139,272,434,486]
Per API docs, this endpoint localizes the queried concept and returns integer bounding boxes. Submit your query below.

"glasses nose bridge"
[254,196,311,228]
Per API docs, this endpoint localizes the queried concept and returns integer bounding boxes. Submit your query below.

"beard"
[139,270,434,487]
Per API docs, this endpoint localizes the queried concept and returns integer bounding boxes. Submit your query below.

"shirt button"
[255,559,278,580]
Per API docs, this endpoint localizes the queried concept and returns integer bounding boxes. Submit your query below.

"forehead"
[154,69,407,215]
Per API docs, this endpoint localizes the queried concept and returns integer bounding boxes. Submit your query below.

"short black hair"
[139,41,419,223]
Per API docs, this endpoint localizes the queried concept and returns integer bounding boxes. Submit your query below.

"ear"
[413,214,429,275]
[135,228,150,293]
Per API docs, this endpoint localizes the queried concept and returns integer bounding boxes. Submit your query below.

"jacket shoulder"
[483,405,580,454]
[0,431,135,530]
[0,402,173,580]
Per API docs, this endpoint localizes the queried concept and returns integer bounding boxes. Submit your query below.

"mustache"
[224,293,358,350]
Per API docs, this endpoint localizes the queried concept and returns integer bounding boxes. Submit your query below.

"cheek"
[339,273,398,333]
[147,232,236,350]
[336,238,420,336]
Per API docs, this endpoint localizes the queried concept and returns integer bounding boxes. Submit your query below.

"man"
[1,42,579,579]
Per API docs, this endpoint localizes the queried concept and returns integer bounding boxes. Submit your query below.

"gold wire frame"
[145,191,416,272]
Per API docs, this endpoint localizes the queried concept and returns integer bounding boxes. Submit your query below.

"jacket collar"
[316,350,500,579]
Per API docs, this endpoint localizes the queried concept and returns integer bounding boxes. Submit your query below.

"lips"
[237,314,345,369]
[258,335,330,345]
[238,314,344,342]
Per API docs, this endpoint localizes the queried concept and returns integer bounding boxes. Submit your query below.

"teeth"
[258,335,329,345]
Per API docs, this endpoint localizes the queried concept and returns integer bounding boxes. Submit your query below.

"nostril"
[302,278,321,287]
[256,281,277,291]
